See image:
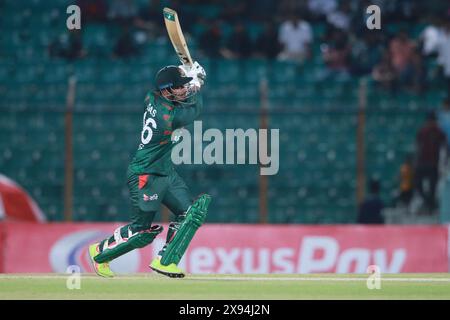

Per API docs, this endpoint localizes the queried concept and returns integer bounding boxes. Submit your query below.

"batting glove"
[179,61,206,87]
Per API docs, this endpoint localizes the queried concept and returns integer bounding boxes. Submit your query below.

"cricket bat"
[163,7,194,67]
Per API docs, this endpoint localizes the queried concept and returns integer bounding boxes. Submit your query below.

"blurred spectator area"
[0,0,449,223]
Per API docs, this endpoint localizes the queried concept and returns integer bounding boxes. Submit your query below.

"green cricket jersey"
[128,91,203,176]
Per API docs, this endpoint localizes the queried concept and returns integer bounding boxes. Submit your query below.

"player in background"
[88,62,211,278]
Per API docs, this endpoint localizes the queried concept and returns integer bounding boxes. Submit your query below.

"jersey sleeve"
[172,92,203,129]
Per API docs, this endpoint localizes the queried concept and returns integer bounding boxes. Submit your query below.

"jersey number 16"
[141,113,157,145]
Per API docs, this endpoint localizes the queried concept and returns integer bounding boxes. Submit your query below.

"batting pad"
[94,225,163,263]
[160,194,211,266]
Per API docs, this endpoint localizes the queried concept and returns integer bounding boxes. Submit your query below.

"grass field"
[0,273,449,299]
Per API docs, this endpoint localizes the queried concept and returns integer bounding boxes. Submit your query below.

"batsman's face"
[171,86,189,100]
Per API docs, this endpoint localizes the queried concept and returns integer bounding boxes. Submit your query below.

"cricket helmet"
[155,65,193,90]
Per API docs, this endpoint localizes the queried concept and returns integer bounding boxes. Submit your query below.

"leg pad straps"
[95,225,163,263]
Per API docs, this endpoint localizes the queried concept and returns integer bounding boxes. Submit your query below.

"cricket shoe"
[150,256,185,278]
[88,243,115,278]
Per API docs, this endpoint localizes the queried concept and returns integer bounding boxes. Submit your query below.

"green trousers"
[127,167,192,230]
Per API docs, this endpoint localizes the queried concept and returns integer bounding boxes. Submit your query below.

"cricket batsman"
[88,61,211,278]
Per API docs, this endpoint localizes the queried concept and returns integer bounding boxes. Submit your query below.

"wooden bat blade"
[163,7,193,67]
